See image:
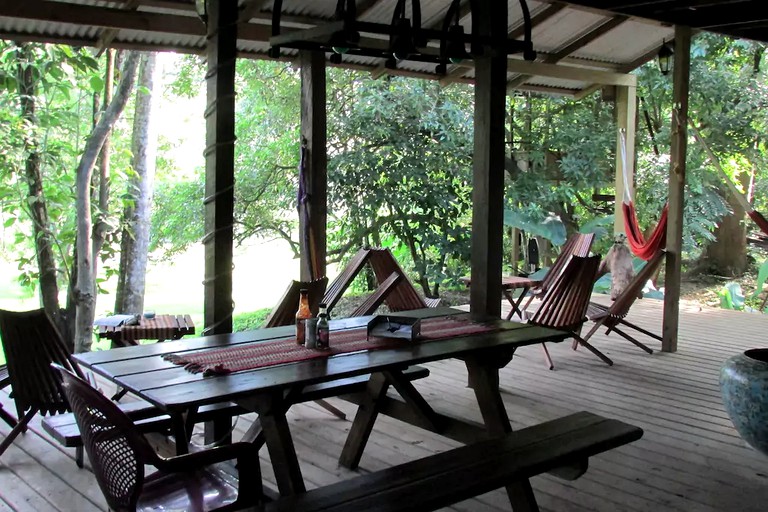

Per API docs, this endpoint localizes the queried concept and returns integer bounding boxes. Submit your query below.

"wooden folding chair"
[322,247,439,316]
[521,232,595,313]
[264,277,329,328]
[0,365,16,428]
[527,255,603,369]
[579,250,666,359]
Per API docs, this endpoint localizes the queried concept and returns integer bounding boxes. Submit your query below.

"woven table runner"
[164,316,497,376]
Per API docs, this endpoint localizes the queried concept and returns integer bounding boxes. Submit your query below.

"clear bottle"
[316,302,330,350]
[295,288,311,345]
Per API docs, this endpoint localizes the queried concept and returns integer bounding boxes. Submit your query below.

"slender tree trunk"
[16,44,67,339]
[115,53,159,315]
[74,51,140,353]
[91,49,116,273]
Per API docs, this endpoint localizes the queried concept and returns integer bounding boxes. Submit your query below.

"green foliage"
[750,260,768,300]
[503,209,566,245]
[232,308,271,332]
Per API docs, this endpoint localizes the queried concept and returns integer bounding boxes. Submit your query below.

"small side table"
[98,314,195,348]
[460,276,542,320]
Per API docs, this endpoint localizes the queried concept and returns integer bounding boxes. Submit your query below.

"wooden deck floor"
[2,296,768,511]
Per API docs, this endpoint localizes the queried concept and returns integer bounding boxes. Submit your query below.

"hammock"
[619,130,668,260]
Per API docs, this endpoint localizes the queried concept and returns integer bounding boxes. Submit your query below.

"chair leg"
[618,319,663,343]
[541,343,554,370]
[573,336,614,366]
[611,326,654,354]
[75,446,84,468]
[0,404,17,429]
[314,399,347,420]
[0,408,37,458]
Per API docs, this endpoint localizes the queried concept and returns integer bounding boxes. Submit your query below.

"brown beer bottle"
[295,288,311,345]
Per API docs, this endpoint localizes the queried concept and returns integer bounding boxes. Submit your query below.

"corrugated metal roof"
[0,0,718,97]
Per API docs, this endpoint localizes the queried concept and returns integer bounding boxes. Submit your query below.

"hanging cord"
[619,128,633,204]
[189,415,241,449]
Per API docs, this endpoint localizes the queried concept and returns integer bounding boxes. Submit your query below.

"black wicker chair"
[52,364,262,512]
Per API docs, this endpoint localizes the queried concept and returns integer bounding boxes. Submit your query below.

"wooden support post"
[202,0,237,335]
[614,85,637,234]
[299,50,327,282]
[470,0,507,321]
[663,26,691,353]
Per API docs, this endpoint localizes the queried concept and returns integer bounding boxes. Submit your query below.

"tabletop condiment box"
[366,315,421,341]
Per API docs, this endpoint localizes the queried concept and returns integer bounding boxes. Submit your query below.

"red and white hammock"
[620,130,668,260]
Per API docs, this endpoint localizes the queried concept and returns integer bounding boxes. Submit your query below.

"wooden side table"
[98,314,195,348]
[460,276,542,320]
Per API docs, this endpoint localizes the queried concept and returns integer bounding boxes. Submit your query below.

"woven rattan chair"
[580,250,666,359]
[0,308,86,466]
[527,254,603,369]
[52,364,262,512]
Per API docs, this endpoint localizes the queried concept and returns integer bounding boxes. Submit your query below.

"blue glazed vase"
[720,348,768,456]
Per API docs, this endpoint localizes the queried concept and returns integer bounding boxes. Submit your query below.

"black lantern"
[658,40,674,76]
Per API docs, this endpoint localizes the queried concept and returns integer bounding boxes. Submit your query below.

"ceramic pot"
[720,348,768,456]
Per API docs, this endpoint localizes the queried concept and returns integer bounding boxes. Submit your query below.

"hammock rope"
[619,129,668,260]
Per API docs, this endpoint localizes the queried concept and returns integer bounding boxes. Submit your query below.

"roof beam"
[506,15,628,90]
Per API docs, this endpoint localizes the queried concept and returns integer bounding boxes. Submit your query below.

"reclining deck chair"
[578,250,666,363]
[527,255,603,369]
[520,232,595,314]
[0,308,209,467]
[323,247,441,315]
[52,364,261,512]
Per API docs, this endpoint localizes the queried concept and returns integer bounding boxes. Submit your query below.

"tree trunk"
[704,177,748,276]
[74,51,140,353]
[16,44,67,339]
[115,53,159,315]
[91,49,116,274]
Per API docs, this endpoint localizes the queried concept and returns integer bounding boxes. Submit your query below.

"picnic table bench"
[260,411,643,512]
[97,314,195,348]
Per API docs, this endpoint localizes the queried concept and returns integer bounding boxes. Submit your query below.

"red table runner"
[164,317,496,376]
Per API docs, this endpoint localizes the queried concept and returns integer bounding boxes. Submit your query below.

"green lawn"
[0,239,303,364]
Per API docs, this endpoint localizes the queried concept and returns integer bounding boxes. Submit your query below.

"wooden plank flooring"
[2,296,768,511]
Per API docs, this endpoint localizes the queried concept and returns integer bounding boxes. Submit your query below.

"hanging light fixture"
[657,40,674,76]
[440,0,471,65]
[268,0,536,68]
[389,0,424,62]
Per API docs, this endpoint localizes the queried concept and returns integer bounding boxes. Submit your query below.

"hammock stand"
[619,129,668,260]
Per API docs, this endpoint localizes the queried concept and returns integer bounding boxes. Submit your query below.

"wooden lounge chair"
[0,309,87,466]
[520,232,595,313]
[323,247,440,316]
[51,364,262,512]
[263,277,329,328]
[579,250,666,360]
[527,255,603,369]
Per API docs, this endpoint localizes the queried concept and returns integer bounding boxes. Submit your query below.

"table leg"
[504,286,530,321]
[339,372,390,469]
[465,354,540,512]
[247,391,306,496]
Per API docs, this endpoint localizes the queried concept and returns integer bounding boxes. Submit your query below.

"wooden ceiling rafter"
[506,14,628,90]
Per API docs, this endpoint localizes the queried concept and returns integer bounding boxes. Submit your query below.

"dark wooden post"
[662,25,691,352]
[202,0,237,335]
[470,1,507,320]
[299,50,327,282]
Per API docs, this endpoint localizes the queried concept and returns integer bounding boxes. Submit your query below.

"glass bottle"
[295,288,311,345]
[316,303,330,350]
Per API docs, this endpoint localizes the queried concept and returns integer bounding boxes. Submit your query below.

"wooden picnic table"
[74,306,571,507]
[97,314,195,348]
